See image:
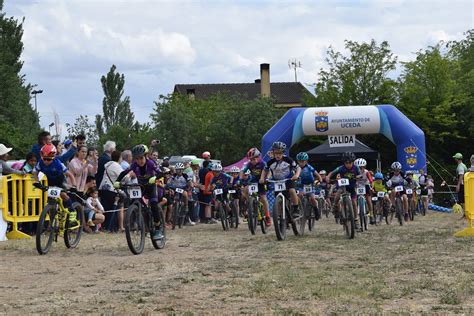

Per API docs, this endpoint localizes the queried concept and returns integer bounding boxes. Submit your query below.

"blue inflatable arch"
[261,105,426,172]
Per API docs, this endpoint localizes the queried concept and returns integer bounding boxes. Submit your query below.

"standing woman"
[68,145,98,196]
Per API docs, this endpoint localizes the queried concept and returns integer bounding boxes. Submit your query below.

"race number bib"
[274,181,286,192]
[228,189,236,194]
[338,178,350,186]
[405,189,413,195]
[303,185,312,194]
[377,191,386,198]
[47,187,61,198]
[214,188,223,195]
[395,186,404,192]
[319,190,325,197]
[416,189,421,195]
[248,184,258,194]
[371,197,378,201]
[175,188,184,194]
[356,187,366,195]
[128,187,142,198]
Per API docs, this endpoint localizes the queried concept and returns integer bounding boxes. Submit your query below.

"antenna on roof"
[288,59,302,82]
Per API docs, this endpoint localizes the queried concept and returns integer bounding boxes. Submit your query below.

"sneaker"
[87,219,95,227]
[206,218,218,224]
[152,229,163,240]
[265,216,272,227]
[314,208,321,221]
[185,218,196,226]
[404,213,409,221]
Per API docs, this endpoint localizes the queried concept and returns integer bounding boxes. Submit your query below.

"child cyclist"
[240,148,271,227]
[166,162,191,223]
[209,163,233,215]
[115,144,164,240]
[354,158,374,222]
[33,144,78,224]
[228,166,242,220]
[372,172,392,208]
[326,152,361,222]
[260,142,301,218]
[295,152,323,220]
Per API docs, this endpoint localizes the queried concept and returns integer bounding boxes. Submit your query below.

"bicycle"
[416,189,427,216]
[373,191,392,225]
[245,183,267,235]
[170,187,187,230]
[334,178,356,239]
[227,188,240,229]
[356,185,369,232]
[406,188,416,221]
[119,183,166,255]
[393,185,405,226]
[268,179,305,241]
[317,187,331,219]
[34,184,84,255]
[214,188,238,231]
[299,184,316,232]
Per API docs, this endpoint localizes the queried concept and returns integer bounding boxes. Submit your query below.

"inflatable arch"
[261,105,426,172]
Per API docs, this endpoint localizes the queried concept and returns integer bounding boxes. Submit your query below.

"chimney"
[260,63,270,98]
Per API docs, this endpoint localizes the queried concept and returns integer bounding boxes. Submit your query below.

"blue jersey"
[35,158,68,186]
[211,173,233,189]
[331,164,361,189]
[299,164,317,185]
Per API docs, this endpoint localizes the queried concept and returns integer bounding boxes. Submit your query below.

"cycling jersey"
[122,159,160,185]
[167,174,190,189]
[405,178,420,190]
[230,176,240,187]
[211,173,233,189]
[242,161,265,183]
[265,157,297,180]
[299,164,317,185]
[35,158,68,186]
[373,181,387,193]
[330,164,361,189]
[387,171,405,188]
[356,169,373,187]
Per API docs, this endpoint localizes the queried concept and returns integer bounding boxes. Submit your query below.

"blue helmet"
[374,172,383,180]
[296,152,309,161]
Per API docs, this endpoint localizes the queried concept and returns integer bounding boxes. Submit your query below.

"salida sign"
[328,135,355,148]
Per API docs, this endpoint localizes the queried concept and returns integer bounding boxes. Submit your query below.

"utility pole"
[288,59,302,82]
[31,89,43,121]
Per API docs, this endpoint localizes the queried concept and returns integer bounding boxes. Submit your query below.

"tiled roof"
[174,82,313,104]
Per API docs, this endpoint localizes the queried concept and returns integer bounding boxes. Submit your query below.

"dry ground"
[1,212,474,314]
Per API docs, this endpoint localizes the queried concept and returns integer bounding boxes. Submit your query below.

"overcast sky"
[4,0,473,135]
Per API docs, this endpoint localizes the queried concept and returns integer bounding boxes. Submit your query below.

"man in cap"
[453,153,468,212]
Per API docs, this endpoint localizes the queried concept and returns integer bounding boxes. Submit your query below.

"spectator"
[96,140,116,190]
[86,147,99,176]
[75,134,86,147]
[202,151,211,162]
[470,154,474,172]
[0,144,24,176]
[32,131,76,163]
[85,188,105,228]
[68,145,98,195]
[99,150,125,231]
[120,150,132,170]
[150,151,159,163]
[189,159,201,223]
[63,139,73,155]
[52,140,63,155]
[453,153,468,211]
[198,160,215,223]
[21,152,37,174]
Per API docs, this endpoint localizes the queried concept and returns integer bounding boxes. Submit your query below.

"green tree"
[0,0,40,157]
[310,39,397,107]
[95,64,135,138]
[65,115,99,147]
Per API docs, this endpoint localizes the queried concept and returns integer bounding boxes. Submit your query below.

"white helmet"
[354,158,367,167]
[319,170,327,175]
[211,163,223,171]
[175,162,185,170]
[391,161,402,171]
[229,166,240,173]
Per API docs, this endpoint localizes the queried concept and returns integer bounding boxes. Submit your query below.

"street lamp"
[48,122,55,134]
[31,89,43,113]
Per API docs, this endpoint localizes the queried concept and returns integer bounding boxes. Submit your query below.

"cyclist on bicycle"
[326,152,360,222]
[295,152,323,220]
[210,163,233,213]
[241,148,271,227]
[33,144,78,224]
[260,142,301,218]
[373,172,391,207]
[386,161,408,218]
[116,144,164,240]
[228,166,242,221]
[318,170,331,205]
[167,162,192,222]
[354,158,374,222]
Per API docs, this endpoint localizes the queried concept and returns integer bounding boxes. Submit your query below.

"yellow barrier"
[0,174,48,239]
[454,172,474,237]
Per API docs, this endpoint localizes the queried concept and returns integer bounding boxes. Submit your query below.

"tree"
[65,115,99,147]
[0,0,40,158]
[310,39,398,107]
[95,64,135,138]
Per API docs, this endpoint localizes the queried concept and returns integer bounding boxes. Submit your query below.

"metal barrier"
[0,174,48,239]
[455,172,474,237]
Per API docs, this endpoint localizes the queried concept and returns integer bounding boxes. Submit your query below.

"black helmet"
[342,151,355,163]
[271,141,286,152]
[132,144,147,158]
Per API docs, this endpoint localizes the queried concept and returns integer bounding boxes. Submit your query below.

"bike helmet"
[162,167,171,174]
[354,158,367,167]
[319,170,327,175]
[342,151,356,163]
[374,172,383,180]
[247,147,261,159]
[202,151,211,159]
[271,141,286,152]
[245,169,251,175]
[405,170,414,176]
[391,161,402,171]
[40,144,57,158]
[132,144,147,158]
[296,152,309,161]
[229,166,240,173]
[191,159,200,166]
[211,163,223,171]
[175,162,185,170]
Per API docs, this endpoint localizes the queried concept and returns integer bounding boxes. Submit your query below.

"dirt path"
[1,212,474,314]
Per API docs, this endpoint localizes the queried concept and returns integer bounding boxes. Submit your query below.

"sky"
[4,0,473,136]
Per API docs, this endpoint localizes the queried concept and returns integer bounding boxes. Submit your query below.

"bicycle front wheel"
[395,198,404,226]
[273,195,287,241]
[219,204,229,231]
[342,196,355,239]
[358,197,368,232]
[36,203,58,255]
[247,197,257,235]
[64,202,83,249]
[258,201,268,234]
[151,207,166,250]
[409,198,415,221]
[125,202,145,255]
[230,200,239,229]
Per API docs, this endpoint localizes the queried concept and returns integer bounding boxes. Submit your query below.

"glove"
[113,182,121,189]
[69,186,77,193]
[33,182,43,190]
[148,176,157,184]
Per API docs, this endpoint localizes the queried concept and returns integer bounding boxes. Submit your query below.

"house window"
[187,88,195,100]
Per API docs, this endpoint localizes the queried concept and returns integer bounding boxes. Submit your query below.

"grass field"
[1,211,473,314]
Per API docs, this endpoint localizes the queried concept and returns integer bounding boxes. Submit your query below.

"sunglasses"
[43,158,54,162]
